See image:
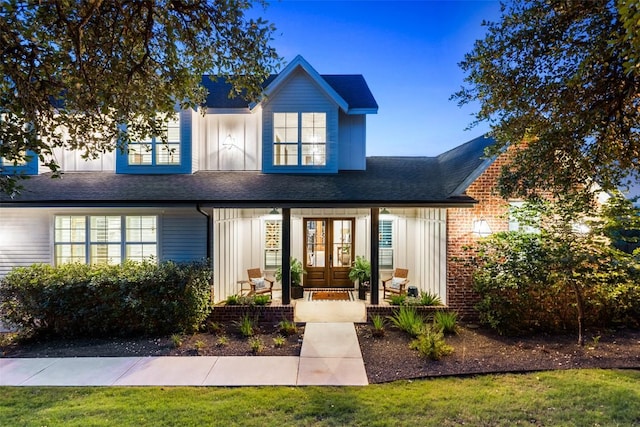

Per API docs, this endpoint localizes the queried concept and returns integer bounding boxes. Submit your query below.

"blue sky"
[258,0,502,156]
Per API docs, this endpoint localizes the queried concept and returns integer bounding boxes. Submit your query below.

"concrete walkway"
[0,322,368,387]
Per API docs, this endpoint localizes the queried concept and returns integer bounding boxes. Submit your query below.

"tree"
[470,194,640,345]
[454,0,639,200]
[0,0,280,195]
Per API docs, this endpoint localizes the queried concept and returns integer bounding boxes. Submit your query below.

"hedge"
[0,260,212,337]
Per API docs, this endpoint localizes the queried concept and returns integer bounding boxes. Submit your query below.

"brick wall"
[447,153,512,321]
[209,303,294,323]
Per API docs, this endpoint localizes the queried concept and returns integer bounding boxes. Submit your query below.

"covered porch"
[209,207,448,307]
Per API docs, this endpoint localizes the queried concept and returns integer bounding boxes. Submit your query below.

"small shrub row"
[224,294,271,306]
[388,291,442,307]
[0,260,212,338]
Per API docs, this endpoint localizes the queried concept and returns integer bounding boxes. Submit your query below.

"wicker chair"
[246,268,275,297]
[381,268,410,299]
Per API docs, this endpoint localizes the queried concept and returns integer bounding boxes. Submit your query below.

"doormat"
[311,291,351,301]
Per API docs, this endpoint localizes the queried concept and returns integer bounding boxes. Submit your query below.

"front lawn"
[1,369,638,426]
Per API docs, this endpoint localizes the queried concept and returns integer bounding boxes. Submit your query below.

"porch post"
[281,207,291,305]
[370,207,380,305]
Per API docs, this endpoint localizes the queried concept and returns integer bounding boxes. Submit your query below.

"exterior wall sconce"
[473,219,491,237]
[222,134,235,151]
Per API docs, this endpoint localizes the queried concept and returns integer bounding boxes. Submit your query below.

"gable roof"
[438,135,497,196]
[202,56,378,114]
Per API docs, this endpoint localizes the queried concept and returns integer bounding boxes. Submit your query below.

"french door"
[303,218,355,288]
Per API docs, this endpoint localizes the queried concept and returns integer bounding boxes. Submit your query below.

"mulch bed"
[3,323,640,385]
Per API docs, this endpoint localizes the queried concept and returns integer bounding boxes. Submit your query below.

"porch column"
[370,207,380,305]
[281,207,291,305]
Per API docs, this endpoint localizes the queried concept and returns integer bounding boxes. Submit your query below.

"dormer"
[259,56,377,173]
[200,55,377,174]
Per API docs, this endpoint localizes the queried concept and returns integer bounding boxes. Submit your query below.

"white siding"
[0,207,208,278]
[0,208,51,277]
[48,147,115,172]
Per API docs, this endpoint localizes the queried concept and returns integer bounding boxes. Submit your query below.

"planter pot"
[291,286,304,300]
[358,281,370,300]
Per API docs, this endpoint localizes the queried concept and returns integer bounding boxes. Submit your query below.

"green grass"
[1,369,639,426]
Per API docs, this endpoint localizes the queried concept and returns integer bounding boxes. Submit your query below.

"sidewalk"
[0,322,368,386]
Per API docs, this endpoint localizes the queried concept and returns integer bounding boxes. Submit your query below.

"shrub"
[234,313,255,337]
[370,314,386,338]
[249,336,265,353]
[253,295,271,306]
[0,260,212,337]
[388,306,426,338]
[389,294,406,306]
[170,334,183,348]
[419,291,442,306]
[216,335,229,347]
[225,294,242,305]
[433,310,458,335]
[409,327,454,360]
[273,335,286,348]
[278,319,297,336]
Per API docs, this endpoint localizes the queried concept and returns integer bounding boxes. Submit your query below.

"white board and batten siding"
[0,207,207,278]
[202,109,262,171]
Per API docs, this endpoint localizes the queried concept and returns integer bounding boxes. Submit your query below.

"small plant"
[233,313,256,337]
[170,333,183,348]
[273,335,286,348]
[278,319,298,336]
[249,336,265,353]
[420,291,442,306]
[194,339,206,355]
[409,327,454,360]
[370,314,386,338]
[205,320,223,334]
[225,294,242,305]
[388,306,426,338]
[389,294,407,306]
[433,310,458,335]
[589,335,601,349]
[253,294,271,306]
[216,335,229,347]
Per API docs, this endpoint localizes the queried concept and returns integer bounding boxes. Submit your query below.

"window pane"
[90,244,121,265]
[156,143,180,165]
[379,220,393,269]
[125,216,157,261]
[90,216,121,243]
[128,143,152,165]
[302,144,326,166]
[273,143,298,166]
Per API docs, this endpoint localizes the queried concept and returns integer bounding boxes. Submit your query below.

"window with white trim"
[273,112,326,166]
[379,219,394,269]
[54,215,157,265]
[128,115,181,166]
[264,219,282,269]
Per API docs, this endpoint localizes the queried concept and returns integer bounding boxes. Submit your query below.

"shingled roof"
[0,136,496,207]
[201,74,378,112]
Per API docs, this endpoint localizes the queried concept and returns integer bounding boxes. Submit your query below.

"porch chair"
[246,268,275,297]
[382,268,410,299]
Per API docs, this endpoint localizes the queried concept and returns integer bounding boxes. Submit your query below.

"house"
[0,55,506,319]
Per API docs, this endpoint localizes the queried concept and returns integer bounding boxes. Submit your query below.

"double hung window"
[273,112,326,166]
[55,215,157,265]
[128,115,181,166]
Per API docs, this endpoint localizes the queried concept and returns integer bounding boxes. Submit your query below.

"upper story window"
[273,112,326,166]
[0,150,38,175]
[54,215,157,265]
[508,201,540,233]
[128,115,181,166]
[116,110,191,174]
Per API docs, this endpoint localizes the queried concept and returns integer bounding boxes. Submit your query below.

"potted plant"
[275,257,306,299]
[349,256,371,300]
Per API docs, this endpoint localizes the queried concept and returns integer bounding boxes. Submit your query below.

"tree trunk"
[571,280,586,346]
